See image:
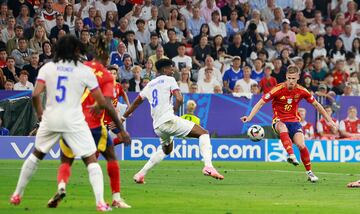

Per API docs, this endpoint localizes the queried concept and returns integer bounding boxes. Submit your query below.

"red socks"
[300,147,311,171]
[57,163,71,184]
[107,161,120,194]
[279,132,294,155]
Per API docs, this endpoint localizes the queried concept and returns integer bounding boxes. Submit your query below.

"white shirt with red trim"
[37,61,98,132]
[139,75,179,128]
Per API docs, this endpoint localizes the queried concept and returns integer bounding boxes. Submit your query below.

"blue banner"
[124,138,265,161]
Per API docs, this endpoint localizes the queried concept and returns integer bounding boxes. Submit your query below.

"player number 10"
[284,104,292,111]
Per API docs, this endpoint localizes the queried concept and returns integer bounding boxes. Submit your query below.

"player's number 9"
[56,76,68,103]
[151,89,158,108]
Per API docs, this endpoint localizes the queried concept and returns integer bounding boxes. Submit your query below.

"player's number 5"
[151,89,158,108]
[56,76,68,103]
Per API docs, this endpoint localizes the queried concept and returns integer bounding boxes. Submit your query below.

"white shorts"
[154,116,195,145]
[35,125,97,158]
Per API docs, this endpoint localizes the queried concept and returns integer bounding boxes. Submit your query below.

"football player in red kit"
[241,65,337,182]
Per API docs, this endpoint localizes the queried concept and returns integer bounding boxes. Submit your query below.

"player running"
[122,59,224,184]
[47,37,131,209]
[241,65,337,182]
[10,35,115,211]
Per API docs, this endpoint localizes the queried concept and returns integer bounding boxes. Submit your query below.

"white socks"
[14,154,40,196]
[87,163,105,205]
[113,192,121,201]
[199,134,213,168]
[139,148,166,175]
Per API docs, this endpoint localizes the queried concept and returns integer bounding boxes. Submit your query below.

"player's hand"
[120,131,131,146]
[241,116,250,123]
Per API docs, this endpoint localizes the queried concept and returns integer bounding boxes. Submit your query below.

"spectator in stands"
[149,46,168,72]
[344,1,358,23]
[29,26,49,54]
[213,84,223,94]
[223,56,243,93]
[189,82,199,93]
[271,57,286,83]
[302,0,316,24]
[316,105,339,140]
[40,0,58,34]
[179,0,193,21]
[6,25,24,55]
[39,41,53,65]
[318,74,342,95]
[110,40,127,67]
[324,25,337,53]
[0,68,5,89]
[143,32,160,60]
[0,4,8,29]
[63,4,76,35]
[8,0,35,20]
[211,34,225,60]
[309,10,325,36]
[192,35,211,69]
[302,72,317,93]
[349,76,360,96]
[343,83,354,96]
[0,49,7,68]
[147,7,159,33]
[23,52,40,86]
[339,106,360,139]
[11,38,34,69]
[1,16,16,44]
[312,36,327,61]
[251,58,264,82]
[83,6,96,29]
[352,38,360,65]
[200,0,221,23]
[0,118,9,136]
[24,16,44,41]
[332,59,349,92]
[155,18,169,45]
[73,18,84,39]
[227,33,247,64]
[235,66,257,94]
[121,79,130,92]
[197,67,221,93]
[267,7,283,38]
[221,0,244,22]
[344,52,359,75]
[214,47,232,73]
[226,9,245,42]
[4,79,14,90]
[129,65,143,92]
[125,4,142,32]
[298,107,315,140]
[158,0,176,20]
[329,38,346,66]
[140,0,153,21]
[16,5,33,31]
[250,83,260,95]
[135,19,150,45]
[103,11,118,31]
[166,8,180,30]
[89,15,105,37]
[274,19,296,53]
[351,10,360,37]
[163,28,180,59]
[124,30,143,65]
[74,0,92,19]
[332,13,346,37]
[172,43,192,72]
[187,6,206,40]
[296,21,316,56]
[119,54,134,81]
[245,10,269,39]
[311,57,327,87]
[53,0,67,14]
[339,24,356,52]
[259,64,277,93]
[209,10,226,38]
[104,29,118,54]
[193,23,210,46]
[115,0,134,20]
[178,67,192,93]
[197,56,222,85]
[141,60,156,80]
[13,70,33,91]
[49,14,70,44]
[95,0,118,21]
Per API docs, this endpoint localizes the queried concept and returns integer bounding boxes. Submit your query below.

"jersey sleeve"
[301,88,315,103]
[139,84,150,100]
[262,85,281,103]
[169,77,180,93]
[83,67,99,91]
[99,70,115,98]
[36,63,48,83]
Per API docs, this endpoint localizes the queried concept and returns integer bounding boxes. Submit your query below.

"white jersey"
[37,61,98,132]
[139,75,179,128]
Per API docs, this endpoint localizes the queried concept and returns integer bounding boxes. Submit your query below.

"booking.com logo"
[128,139,265,161]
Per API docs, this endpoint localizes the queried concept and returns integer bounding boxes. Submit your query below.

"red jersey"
[82,61,114,129]
[317,118,338,135]
[262,83,315,122]
[332,70,349,87]
[300,121,314,139]
[259,76,277,94]
[339,118,360,134]
[103,82,125,125]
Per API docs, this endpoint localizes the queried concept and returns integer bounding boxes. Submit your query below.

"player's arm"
[312,100,338,131]
[121,92,131,108]
[241,99,266,123]
[338,120,358,138]
[32,80,46,121]
[122,95,144,119]
[173,89,183,113]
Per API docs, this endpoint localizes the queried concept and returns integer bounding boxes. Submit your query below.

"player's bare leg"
[101,144,131,208]
[347,180,360,188]
[293,133,318,182]
[275,122,299,166]
[133,140,171,184]
[47,154,74,208]
[187,125,224,180]
[10,149,45,205]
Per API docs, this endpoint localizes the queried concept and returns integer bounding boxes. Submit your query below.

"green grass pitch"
[1,160,360,214]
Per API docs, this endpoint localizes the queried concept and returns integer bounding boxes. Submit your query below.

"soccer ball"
[247,125,265,142]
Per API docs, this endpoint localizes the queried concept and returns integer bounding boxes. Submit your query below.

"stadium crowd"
[0,0,359,139]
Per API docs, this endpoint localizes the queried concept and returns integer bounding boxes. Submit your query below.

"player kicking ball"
[241,65,337,182]
[122,59,224,183]
[10,35,113,211]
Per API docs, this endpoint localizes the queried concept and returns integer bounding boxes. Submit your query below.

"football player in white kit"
[122,59,224,183]
[10,35,117,212]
